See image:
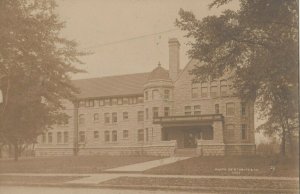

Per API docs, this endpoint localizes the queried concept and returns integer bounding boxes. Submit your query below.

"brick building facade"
[35,38,256,157]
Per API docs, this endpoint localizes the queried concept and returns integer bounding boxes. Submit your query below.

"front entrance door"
[183,130,197,148]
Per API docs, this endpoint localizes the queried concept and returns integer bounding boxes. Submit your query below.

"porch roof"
[153,114,224,125]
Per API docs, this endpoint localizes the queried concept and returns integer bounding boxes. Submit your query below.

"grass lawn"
[101,177,299,190]
[0,175,85,184]
[0,155,161,173]
[145,155,299,177]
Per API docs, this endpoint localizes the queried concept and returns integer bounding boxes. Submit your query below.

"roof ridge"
[72,71,150,81]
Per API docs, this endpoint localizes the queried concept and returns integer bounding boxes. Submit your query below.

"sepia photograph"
[0,0,299,193]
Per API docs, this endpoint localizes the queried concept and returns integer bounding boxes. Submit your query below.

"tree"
[176,0,298,156]
[0,0,85,161]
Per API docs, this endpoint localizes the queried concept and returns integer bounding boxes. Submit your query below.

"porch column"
[212,120,224,143]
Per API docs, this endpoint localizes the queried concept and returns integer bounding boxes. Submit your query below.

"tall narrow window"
[63,132,68,143]
[145,128,149,142]
[210,81,218,98]
[99,99,104,106]
[191,84,198,98]
[215,104,220,114]
[137,111,144,121]
[132,97,137,104]
[194,105,201,115]
[145,91,148,101]
[138,129,144,142]
[79,131,85,143]
[164,90,170,100]
[201,82,208,97]
[164,107,170,117]
[226,103,235,116]
[112,130,117,142]
[184,106,192,116]
[112,112,117,123]
[145,108,149,120]
[220,80,228,96]
[104,113,110,123]
[123,98,128,105]
[78,114,85,125]
[48,132,52,143]
[226,124,235,142]
[241,124,247,140]
[104,131,110,142]
[123,112,129,120]
[117,98,123,105]
[93,113,99,121]
[153,107,159,118]
[241,103,246,116]
[57,132,62,144]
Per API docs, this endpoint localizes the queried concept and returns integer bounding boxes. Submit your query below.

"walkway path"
[104,156,190,173]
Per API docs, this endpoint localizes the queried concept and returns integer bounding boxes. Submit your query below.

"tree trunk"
[14,143,19,161]
[281,129,286,156]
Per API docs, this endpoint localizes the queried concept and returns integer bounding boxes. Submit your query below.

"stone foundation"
[225,144,256,155]
[35,148,73,157]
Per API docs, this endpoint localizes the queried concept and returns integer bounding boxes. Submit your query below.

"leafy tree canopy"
[176,0,298,155]
[0,0,86,160]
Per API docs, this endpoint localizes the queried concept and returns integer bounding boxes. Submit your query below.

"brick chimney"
[168,38,180,82]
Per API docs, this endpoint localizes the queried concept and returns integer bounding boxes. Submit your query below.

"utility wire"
[82,28,179,50]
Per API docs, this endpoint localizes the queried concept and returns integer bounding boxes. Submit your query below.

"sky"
[56,0,238,79]
[56,0,267,143]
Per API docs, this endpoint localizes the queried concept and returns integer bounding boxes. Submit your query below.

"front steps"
[174,148,197,157]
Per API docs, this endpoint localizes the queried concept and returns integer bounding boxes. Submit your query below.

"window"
[145,91,148,100]
[129,98,133,104]
[104,99,111,106]
[123,98,128,105]
[226,103,235,116]
[210,86,218,98]
[79,131,85,143]
[123,130,129,139]
[42,133,46,143]
[123,112,129,120]
[241,103,246,116]
[57,132,62,144]
[112,130,117,142]
[132,97,137,104]
[94,131,99,139]
[153,107,159,118]
[137,111,144,121]
[215,104,220,114]
[138,129,144,142]
[104,131,110,142]
[226,124,235,141]
[85,100,94,107]
[145,128,149,142]
[137,97,143,103]
[145,108,149,120]
[241,124,247,140]
[194,105,201,115]
[94,100,100,107]
[112,98,118,105]
[63,132,68,143]
[152,89,160,100]
[184,106,192,116]
[99,99,104,106]
[164,107,170,117]
[164,90,170,100]
[117,98,123,105]
[220,80,228,96]
[201,82,208,97]
[112,112,117,123]
[48,132,52,143]
[93,113,99,121]
[192,87,198,98]
[79,114,85,125]
[104,113,110,123]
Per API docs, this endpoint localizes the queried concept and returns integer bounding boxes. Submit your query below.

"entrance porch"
[154,114,225,156]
